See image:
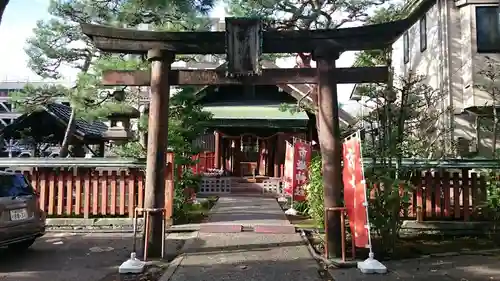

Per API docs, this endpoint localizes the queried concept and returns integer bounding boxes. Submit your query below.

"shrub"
[366,173,411,253]
[307,155,325,228]
[482,172,500,234]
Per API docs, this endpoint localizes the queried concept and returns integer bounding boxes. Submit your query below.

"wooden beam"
[101,67,389,86]
[81,20,409,54]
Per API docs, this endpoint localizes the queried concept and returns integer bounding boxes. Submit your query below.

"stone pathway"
[164,195,324,281]
[205,195,291,226]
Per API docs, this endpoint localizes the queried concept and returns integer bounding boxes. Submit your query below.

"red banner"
[342,137,370,248]
[292,141,311,201]
[283,141,295,196]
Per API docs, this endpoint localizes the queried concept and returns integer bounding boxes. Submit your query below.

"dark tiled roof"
[44,103,108,139]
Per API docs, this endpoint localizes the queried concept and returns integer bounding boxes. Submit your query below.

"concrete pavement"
[329,252,500,281]
[328,253,500,281]
[0,232,189,281]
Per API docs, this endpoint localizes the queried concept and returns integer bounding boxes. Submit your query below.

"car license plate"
[10,208,28,221]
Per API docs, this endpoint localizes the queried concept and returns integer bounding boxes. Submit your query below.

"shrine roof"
[203,103,309,120]
[193,60,357,126]
[1,103,108,143]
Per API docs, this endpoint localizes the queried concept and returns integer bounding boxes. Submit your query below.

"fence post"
[415,172,424,222]
[83,171,91,219]
[434,170,442,218]
[462,169,470,221]
[165,152,175,226]
[442,171,451,218]
[119,170,126,216]
[471,173,478,218]
[452,172,460,219]
[65,171,74,216]
[127,169,136,218]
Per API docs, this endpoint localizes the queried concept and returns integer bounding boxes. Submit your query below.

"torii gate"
[81,17,410,259]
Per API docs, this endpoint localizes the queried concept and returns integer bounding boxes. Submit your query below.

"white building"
[390,0,500,157]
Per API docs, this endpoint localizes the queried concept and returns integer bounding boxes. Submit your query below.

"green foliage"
[225,0,390,30]
[173,196,218,224]
[306,155,325,228]
[358,73,444,253]
[168,87,213,156]
[292,201,309,215]
[176,169,202,192]
[349,3,448,254]
[474,57,500,157]
[480,172,500,233]
[113,86,212,219]
[365,174,411,252]
[354,4,404,67]
[112,142,145,158]
[106,0,214,27]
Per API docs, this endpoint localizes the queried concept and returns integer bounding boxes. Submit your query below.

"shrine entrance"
[81,17,411,259]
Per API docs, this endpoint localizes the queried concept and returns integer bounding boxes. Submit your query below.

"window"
[476,7,500,53]
[403,32,409,64]
[0,174,35,198]
[420,15,427,52]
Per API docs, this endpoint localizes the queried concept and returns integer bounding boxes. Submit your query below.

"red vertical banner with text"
[342,136,370,248]
[283,141,295,196]
[293,141,311,201]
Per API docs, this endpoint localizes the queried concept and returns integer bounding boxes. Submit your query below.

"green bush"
[366,173,411,253]
[292,200,309,215]
[306,155,325,228]
[482,172,500,234]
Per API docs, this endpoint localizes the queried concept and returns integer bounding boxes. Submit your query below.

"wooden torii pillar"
[81,17,409,259]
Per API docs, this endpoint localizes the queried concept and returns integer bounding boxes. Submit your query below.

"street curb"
[158,231,200,281]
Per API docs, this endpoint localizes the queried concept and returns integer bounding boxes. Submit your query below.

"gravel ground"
[169,232,324,281]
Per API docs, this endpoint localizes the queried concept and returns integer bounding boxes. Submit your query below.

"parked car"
[0,171,45,250]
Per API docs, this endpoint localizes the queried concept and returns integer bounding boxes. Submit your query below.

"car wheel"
[8,239,36,251]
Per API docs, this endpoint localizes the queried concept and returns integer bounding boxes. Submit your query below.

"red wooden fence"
[191,152,215,174]
[369,170,489,222]
[7,156,493,222]
[21,168,175,219]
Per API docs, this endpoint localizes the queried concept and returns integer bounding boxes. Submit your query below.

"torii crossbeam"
[80,4,429,259]
[101,67,389,86]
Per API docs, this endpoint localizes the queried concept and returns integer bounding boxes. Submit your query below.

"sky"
[0,0,359,107]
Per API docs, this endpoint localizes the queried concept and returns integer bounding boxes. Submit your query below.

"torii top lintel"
[81,20,405,55]
[79,0,433,55]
